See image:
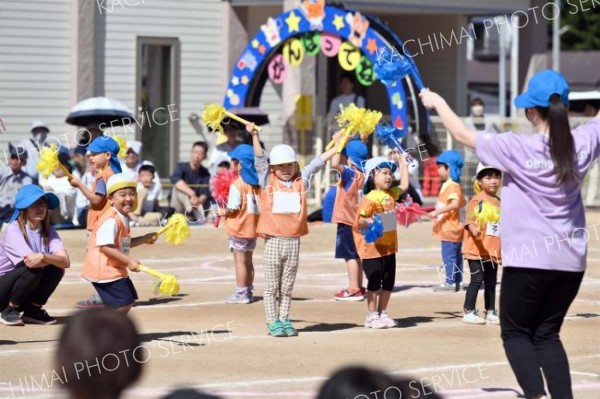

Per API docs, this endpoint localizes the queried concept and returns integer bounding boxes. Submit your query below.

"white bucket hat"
[126,140,143,155]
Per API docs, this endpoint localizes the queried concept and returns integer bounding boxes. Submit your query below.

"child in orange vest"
[82,174,157,314]
[254,129,342,337]
[353,155,409,329]
[217,139,260,304]
[330,139,368,301]
[428,150,466,291]
[462,163,502,324]
[69,136,122,232]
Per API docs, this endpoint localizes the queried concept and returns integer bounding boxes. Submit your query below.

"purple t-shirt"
[0,222,65,276]
[476,119,600,272]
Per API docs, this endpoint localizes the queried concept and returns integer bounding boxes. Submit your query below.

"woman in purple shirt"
[0,185,70,326]
[420,70,600,399]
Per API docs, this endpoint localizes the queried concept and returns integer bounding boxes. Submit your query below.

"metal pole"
[510,15,519,119]
[498,16,506,118]
[552,0,561,71]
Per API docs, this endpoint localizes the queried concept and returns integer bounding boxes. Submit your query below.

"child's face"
[437,164,449,180]
[139,171,154,187]
[109,187,137,214]
[25,197,48,223]
[373,167,393,190]
[89,151,110,169]
[478,173,501,195]
[271,162,297,181]
[231,160,242,174]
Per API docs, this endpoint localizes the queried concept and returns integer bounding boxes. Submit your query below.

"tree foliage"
[553,2,600,50]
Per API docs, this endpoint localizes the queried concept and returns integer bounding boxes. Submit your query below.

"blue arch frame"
[223,4,416,129]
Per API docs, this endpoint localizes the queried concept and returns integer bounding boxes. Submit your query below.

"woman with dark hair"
[420,70,600,399]
[0,185,70,325]
[55,308,144,399]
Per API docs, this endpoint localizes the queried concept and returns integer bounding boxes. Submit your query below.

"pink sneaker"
[379,312,397,328]
[364,313,387,329]
[334,288,366,302]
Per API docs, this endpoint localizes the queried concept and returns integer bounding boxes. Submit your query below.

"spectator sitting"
[18,120,50,181]
[169,141,211,224]
[120,140,162,187]
[0,144,33,228]
[130,164,174,227]
[73,152,95,229]
[39,149,80,228]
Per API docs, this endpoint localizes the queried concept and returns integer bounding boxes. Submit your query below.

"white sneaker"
[379,312,397,328]
[364,314,387,329]
[485,310,500,325]
[462,310,486,325]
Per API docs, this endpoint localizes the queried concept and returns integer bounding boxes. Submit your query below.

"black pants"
[463,259,498,311]
[362,254,396,291]
[500,267,584,399]
[0,264,64,310]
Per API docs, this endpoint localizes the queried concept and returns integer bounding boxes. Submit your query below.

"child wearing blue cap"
[428,150,466,292]
[0,185,70,326]
[421,69,600,399]
[330,139,368,301]
[217,127,261,304]
[353,155,409,329]
[69,135,122,232]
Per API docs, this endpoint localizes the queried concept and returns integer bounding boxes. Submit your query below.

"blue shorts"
[93,277,138,308]
[335,223,359,260]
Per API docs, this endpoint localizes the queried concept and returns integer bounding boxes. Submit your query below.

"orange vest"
[86,167,114,232]
[225,178,260,239]
[332,166,365,226]
[353,189,399,260]
[462,192,502,261]
[83,207,130,282]
[257,174,308,238]
[432,181,465,242]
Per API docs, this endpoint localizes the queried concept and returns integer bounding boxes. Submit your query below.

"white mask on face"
[471,105,484,117]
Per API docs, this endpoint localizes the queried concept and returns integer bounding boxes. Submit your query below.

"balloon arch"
[223,2,428,132]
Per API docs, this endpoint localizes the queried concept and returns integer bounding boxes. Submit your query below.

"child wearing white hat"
[251,126,344,337]
[82,174,157,314]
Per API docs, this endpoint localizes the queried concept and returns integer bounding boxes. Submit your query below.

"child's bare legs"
[233,250,254,287]
[366,290,379,312]
[346,258,363,290]
[377,290,392,313]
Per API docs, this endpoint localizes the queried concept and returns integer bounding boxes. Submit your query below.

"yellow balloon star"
[286,11,301,33]
[333,14,345,31]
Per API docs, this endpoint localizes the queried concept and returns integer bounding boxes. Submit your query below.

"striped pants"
[263,236,300,324]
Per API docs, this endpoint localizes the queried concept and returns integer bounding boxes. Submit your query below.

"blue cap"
[437,150,464,183]
[363,156,398,194]
[514,69,570,108]
[228,144,259,186]
[342,140,368,172]
[10,185,59,222]
[87,136,123,174]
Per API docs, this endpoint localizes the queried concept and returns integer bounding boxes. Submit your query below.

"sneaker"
[462,310,486,325]
[225,291,251,304]
[364,313,387,329]
[22,308,57,325]
[379,312,397,328]
[1,307,24,326]
[433,283,456,292]
[266,321,287,337]
[360,287,367,298]
[485,310,500,325]
[280,319,298,336]
[76,294,104,309]
[334,288,366,302]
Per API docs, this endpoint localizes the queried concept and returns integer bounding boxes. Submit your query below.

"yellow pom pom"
[359,109,383,136]
[202,104,226,135]
[336,103,366,134]
[163,213,191,245]
[111,135,128,158]
[36,144,60,178]
[474,201,500,230]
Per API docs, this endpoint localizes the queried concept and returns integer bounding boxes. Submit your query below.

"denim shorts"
[335,223,359,260]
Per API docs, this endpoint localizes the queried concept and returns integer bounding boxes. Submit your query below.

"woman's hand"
[24,253,46,269]
[419,89,443,110]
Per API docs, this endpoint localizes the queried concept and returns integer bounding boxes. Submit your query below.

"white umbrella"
[66,97,135,127]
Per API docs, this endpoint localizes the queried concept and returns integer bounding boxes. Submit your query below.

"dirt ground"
[1,211,599,399]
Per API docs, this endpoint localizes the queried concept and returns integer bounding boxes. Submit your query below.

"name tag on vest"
[380,211,397,232]
[246,193,259,214]
[486,222,500,237]
[272,191,301,214]
[121,237,131,255]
